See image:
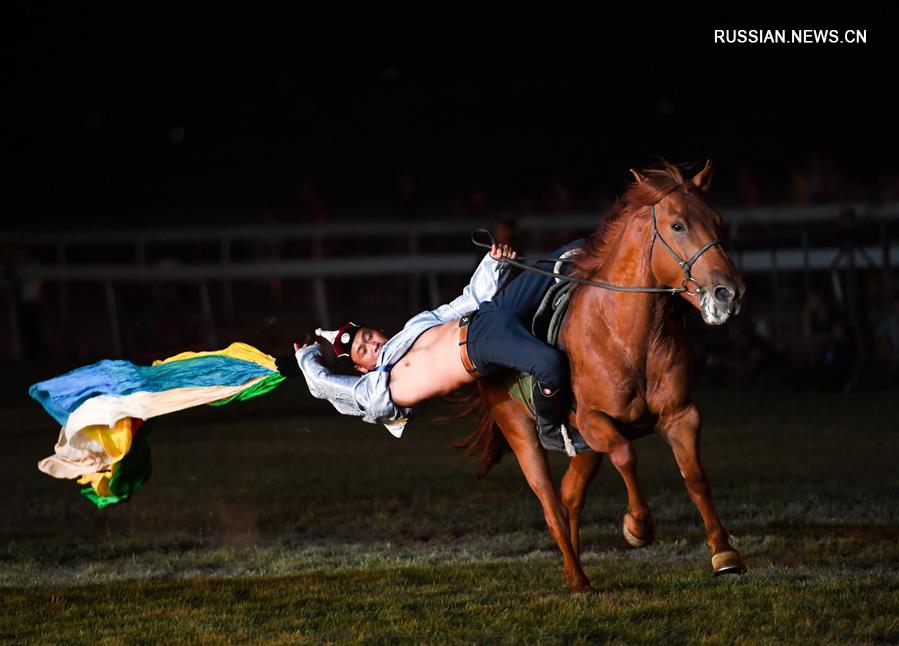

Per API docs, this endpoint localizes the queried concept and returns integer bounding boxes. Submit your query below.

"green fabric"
[208,372,285,406]
[80,421,154,508]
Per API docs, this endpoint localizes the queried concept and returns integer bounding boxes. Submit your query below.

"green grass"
[2,381,898,643]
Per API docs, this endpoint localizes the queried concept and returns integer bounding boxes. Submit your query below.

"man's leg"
[532,376,568,438]
[467,239,583,435]
[467,309,569,435]
[480,241,583,434]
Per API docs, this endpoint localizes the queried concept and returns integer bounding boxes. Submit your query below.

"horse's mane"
[570,159,706,281]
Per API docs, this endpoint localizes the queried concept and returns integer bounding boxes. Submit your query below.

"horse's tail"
[434,383,509,478]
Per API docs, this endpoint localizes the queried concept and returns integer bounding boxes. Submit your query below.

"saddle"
[531,274,575,348]
[509,251,593,455]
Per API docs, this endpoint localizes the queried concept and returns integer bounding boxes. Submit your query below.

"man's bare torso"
[389,320,474,407]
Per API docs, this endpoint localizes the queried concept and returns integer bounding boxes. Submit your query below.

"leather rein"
[471,204,721,296]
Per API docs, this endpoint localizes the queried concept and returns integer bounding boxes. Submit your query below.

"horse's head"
[632,160,745,325]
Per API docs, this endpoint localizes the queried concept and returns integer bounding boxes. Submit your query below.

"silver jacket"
[295,252,511,437]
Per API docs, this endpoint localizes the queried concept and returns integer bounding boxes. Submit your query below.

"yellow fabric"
[78,468,114,496]
[152,342,277,372]
[80,417,134,462]
[75,417,134,496]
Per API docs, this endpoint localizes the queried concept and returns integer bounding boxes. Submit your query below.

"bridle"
[471,204,721,296]
[647,204,721,296]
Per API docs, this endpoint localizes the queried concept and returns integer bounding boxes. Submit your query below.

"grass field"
[2,372,898,643]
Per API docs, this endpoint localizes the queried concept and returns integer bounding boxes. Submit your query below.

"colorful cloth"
[31,342,285,508]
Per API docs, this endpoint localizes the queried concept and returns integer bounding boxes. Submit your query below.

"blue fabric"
[467,240,583,387]
[29,356,273,427]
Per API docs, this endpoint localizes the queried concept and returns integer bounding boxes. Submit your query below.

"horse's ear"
[691,160,714,192]
[629,168,646,183]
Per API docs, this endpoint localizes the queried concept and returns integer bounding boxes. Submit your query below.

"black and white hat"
[315,322,363,371]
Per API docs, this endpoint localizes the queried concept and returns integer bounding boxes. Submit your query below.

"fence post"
[199,280,217,347]
[57,241,68,321]
[882,220,893,312]
[6,281,23,360]
[770,241,781,348]
[409,232,420,313]
[136,236,146,267]
[844,221,864,391]
[221,237,233,320]
[313,232,330,327]
[427,272,440,308]
[104,280,123,357]
[801,226,811,302]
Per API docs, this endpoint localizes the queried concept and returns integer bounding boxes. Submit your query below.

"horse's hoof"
[712,550,747,575]
[622,513,654,548]
[569,582,594,596]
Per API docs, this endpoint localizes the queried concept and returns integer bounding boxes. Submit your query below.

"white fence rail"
[4,202,898,359]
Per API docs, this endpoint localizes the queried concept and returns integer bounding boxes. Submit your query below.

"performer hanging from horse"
[280,239,581,444]
[279,159,749,594]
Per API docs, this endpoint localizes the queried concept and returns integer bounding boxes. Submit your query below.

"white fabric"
[37,376,268,479]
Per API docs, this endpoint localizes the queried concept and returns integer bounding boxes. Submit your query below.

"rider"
[277,239,582,438]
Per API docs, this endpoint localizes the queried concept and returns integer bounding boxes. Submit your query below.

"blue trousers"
[466,240,583,387]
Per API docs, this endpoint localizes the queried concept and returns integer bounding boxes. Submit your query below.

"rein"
[471,205,721,296]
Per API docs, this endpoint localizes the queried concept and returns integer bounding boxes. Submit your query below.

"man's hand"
[294,332,316,352]
[490,243,518,262]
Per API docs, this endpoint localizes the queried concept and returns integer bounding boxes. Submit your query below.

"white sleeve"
[295,345,412,429]
[430,252,510,321]
[295,345,364,418]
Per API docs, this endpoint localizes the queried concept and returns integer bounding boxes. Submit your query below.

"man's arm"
[294,345,411,431]
[294,345,364,415]
[431,246,515,320]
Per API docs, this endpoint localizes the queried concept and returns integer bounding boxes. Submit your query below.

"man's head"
[315,322,388,375]
[349,326,388,373]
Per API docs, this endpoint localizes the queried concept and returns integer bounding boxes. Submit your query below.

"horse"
[459,159,747,594]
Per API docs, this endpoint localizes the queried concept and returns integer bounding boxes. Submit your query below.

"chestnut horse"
[461,160,747,594]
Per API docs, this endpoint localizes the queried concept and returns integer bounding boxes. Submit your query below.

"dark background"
[5,18,894,226]
[3,15,897,392]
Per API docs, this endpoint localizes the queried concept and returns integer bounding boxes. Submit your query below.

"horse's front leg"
[658,404,747,574]
[576,409,655,548]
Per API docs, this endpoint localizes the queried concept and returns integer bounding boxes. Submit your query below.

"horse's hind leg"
[487,394,592,594]
[560,452,603,557]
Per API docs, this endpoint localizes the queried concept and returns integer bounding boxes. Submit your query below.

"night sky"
[6,17,894,227]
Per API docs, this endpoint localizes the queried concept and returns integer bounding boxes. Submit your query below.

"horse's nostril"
[714,286,735,305]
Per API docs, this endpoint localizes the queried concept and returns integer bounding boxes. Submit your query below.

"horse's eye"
[671,222,686,232]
